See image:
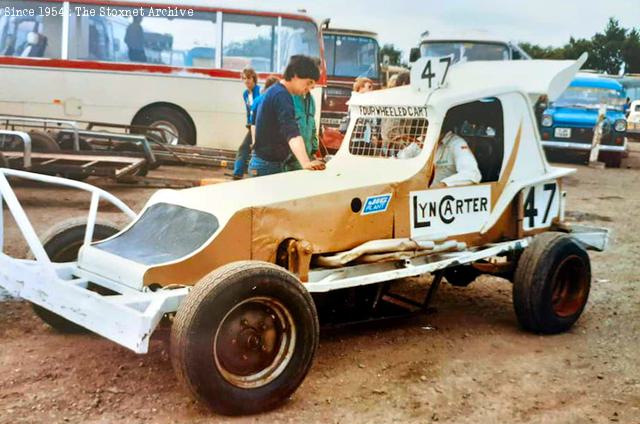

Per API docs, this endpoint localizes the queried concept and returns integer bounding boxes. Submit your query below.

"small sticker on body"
[361,194,392,215]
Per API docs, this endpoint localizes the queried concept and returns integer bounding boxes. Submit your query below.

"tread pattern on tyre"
[27,218,122,332]
[513,232,591,334]
[171,261,319,415]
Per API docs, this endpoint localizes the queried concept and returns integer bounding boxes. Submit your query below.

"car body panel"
[76,56,586,288]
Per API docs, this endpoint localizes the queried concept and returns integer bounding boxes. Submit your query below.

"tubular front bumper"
[542,140,627,153]
[0,169,188,354]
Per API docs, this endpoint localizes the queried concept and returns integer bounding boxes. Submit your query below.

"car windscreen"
[554,86,626,111]
[324,34,379,79]
[420,41,509,62]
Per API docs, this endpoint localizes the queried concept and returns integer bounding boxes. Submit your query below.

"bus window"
[222,14,276,72]
[324,35,336,77]
[68,4,218,67]
[279,18,321,72]
[0,1,62,58]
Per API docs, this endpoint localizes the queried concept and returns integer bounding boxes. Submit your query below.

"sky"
[224,0,640,59]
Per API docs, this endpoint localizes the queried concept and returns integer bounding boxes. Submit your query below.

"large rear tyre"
[132,105,196,145]
[513,232,591,334]
[171,261,319,415]
[29,218,121,333]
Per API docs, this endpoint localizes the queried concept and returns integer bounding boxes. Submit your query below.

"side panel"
[143,208,252,286]
[251,186,396,262]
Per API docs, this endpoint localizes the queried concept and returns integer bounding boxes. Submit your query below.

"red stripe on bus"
[0,57,328,85]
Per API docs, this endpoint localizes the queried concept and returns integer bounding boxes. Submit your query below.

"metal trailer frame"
[0,170,609,354]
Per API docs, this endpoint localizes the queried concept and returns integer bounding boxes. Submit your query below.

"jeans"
[248,154,284,177]
[232,129,252,177]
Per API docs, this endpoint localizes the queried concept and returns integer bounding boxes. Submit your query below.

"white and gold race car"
[0,54,608,415]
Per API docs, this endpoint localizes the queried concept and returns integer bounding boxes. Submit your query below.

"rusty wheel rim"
[213,296,296,389]
[551,255,589,317]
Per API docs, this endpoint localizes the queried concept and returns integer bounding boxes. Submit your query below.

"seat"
[466,136,501,182]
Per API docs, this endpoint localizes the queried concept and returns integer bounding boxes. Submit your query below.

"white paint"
[522,181,560,231]
[410,185,491,238]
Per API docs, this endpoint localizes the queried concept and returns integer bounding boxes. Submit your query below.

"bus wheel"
[171,261,319,415]
[28,218,121,333]
[512,232,591,334]
[133,106,196,146]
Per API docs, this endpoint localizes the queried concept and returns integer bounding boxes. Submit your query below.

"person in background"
[338,78,375,135]
[231,67,261,180]
[249,55,325,177]
[284,80,319,171]
[353,77,374,93]
[125,16,146,62]
[394,72,410,87]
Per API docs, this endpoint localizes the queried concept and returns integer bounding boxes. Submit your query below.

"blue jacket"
[250,93,266,125]
[243,85,261,125]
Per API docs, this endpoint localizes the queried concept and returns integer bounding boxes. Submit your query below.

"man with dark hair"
[249,55,325,176]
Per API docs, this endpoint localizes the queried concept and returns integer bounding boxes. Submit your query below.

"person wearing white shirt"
[430,130,481,188]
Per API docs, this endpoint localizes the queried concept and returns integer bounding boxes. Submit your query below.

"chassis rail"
[0,169,188,353]
[0,170,610,354]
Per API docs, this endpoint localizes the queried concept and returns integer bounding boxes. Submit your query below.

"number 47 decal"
[523,182,558,229]
[421,56,452,89]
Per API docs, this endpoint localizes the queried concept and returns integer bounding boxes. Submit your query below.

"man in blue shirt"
[232,68,261,179]
[249,56,325,177]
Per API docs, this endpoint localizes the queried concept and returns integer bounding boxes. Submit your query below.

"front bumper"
[542,140,627,153]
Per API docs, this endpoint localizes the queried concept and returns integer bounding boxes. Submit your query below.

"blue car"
[539,76,628,168]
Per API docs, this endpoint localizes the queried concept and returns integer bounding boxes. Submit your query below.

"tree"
[380,44,403,66]
[521,18,640,74]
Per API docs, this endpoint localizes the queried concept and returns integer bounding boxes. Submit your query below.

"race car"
[0,53,608,416]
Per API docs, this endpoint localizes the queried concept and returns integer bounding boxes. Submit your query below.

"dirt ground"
[1,146,639,424]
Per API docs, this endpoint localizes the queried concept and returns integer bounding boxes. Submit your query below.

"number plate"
[554,128,571,138]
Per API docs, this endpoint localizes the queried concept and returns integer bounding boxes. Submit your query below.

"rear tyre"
[132,105,196,145]
[29,218,121,333]
[171,261,319,415]
[512,232,591,334]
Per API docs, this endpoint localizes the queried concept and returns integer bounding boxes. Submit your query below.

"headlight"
[541,115,553,127]
[614,119,627,132]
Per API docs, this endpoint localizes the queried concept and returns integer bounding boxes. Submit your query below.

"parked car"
[0,54,609,416]
[539,76,628,167]
[627,99,640,140]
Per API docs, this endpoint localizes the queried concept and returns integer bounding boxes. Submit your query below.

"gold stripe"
[492,121,522,208]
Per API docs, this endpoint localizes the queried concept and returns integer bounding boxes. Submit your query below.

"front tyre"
[171,261,319,415]
[513,232,591,334]
[29,218,121,332]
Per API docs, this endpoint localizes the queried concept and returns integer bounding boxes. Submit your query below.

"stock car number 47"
[522,181,559,230]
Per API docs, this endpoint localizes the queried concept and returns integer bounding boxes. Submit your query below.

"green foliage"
[224,36,272,59]
[520,18,640,74]
[380,44,403,66]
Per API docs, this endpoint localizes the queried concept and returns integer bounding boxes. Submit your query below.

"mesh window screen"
[348,117,428,159]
